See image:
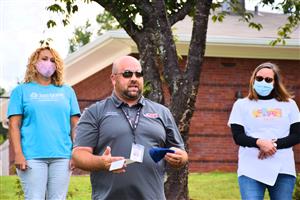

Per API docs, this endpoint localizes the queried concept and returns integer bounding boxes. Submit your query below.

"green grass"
[0,176,18,200]
[0,175,92,200]
[65,176,92,200]
[189,172,241,200]
[0,173,272,200]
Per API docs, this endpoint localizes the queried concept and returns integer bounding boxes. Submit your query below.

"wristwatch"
[272,139,277,148]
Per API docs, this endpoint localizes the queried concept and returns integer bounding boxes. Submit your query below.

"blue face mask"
[253,80,274,96]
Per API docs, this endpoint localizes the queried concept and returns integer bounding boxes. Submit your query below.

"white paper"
[125,159,136,165]
[109,159,125,171]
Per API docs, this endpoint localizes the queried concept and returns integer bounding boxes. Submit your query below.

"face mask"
[36,60,56,78]
[253,80,274,96]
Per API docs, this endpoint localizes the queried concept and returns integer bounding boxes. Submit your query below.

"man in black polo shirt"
[72,55,188,200]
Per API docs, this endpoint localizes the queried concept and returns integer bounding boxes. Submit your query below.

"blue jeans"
[238,174,296,200]
[17,158,71,200]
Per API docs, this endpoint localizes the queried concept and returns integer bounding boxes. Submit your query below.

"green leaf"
[62,19,70,26]
[66,1,72,14]
[212,15,217,22]
[47,4,65,14]
[248,22,263,31]
[218,15,224,22]
[72,5,78,13]
[47,20,57,28]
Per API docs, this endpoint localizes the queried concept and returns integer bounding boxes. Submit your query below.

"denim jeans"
[238,174,296,200]
[17,158,71,200]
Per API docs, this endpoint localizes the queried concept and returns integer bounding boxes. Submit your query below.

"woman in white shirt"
[228,62,300,200]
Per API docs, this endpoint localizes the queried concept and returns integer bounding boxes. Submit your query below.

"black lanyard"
[121,106,142,143]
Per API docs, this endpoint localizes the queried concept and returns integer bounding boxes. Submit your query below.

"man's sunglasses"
[255,76,274,83]
[116,70,144,78]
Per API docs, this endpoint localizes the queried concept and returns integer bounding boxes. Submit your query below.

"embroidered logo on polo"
[143,112,159,118]
[105,111,119,116]
[252,108,282,119]
[30,92,64,101]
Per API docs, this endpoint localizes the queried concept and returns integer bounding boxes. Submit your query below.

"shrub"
[293,174,300,200]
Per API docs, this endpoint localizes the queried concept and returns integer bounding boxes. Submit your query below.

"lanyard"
[121,106,142,143]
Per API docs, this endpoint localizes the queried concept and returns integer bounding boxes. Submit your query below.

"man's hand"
[101,146,126,173]
[164,147,188,168]
[72,146,125,172]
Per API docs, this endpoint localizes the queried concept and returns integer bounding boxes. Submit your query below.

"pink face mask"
[36,60,56,78]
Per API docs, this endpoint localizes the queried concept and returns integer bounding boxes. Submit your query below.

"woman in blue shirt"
[7,46,80,200]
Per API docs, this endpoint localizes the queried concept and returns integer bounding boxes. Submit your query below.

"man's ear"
[111,74,116,85]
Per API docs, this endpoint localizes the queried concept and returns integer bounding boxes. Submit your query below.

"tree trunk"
[136,32,164,104]
[166,1,212,200]
[145,1,190,199]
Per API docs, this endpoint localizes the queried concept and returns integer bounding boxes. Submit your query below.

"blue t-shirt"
[7,82,80,159]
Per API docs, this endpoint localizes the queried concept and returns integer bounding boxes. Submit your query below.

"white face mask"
[253,80,274,96]
[36,60,56,77]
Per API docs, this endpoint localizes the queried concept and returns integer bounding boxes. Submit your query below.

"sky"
[0,0,280,92]
[0,0,102,91]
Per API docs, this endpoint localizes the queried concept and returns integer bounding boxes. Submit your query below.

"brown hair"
[24,47,64,86]
[248,62,292,101]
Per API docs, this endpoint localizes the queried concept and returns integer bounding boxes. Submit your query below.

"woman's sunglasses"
[116,70,144,78]
[255,76,274,83]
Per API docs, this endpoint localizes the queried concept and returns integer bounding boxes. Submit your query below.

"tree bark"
[136,31,164,104]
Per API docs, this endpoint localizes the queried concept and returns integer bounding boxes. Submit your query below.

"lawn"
[0,172,270,200]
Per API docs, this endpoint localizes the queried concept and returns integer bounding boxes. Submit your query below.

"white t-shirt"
[228,98,300,185]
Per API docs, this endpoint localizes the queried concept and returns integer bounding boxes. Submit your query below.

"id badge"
[130,143,144,163]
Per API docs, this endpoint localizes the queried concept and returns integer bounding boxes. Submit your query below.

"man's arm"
[72,146,125,173]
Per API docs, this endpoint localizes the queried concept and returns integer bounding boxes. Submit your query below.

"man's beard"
[122,89,142,100]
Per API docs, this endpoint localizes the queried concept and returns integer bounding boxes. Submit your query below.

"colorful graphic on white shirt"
[252,107,282,119]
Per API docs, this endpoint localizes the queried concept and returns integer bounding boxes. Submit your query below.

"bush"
[0,134,7,145]
[293,174,300,200]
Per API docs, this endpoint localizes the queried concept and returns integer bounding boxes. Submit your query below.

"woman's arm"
[70,115,79,143]
[69,115,79,170]
[9,115,28,170]
[231,124,276,157]
[275,122,300,149]
[230,124,258,147]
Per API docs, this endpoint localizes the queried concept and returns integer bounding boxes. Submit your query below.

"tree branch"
[168,0,196,26]
[185,0,212,81]
[132,0,154,17]
[93,0,141,43]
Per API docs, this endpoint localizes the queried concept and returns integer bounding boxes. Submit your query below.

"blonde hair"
[248,62,292,101]
[24,47,64,86]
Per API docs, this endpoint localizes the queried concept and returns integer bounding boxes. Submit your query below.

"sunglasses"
[116,70,144,78]
[255,76,274,83]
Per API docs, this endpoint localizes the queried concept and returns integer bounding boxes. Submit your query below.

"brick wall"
[73,65,113,110]
[73,56,300,172]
